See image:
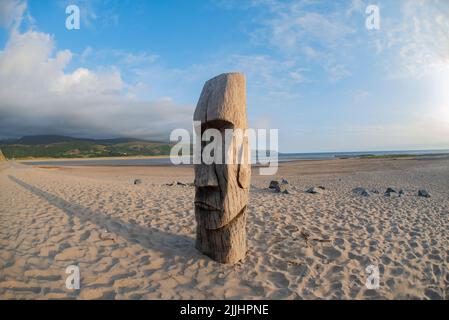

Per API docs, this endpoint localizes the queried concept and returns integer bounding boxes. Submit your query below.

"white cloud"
[229,54,304,95]
[378,0,449,79]
[51,67,124,96]
[58,0,120,30]
[326,64,352,82]
[0,0,28,31]
[248,0,449,82]
[61,0,97,29]
[247,0,360,82]
[346,0,365,16]
[128,52,307,105]
[253,2,356,53]
[0,27,191,139]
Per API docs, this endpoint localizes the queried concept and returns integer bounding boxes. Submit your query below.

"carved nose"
[195,164,219,187]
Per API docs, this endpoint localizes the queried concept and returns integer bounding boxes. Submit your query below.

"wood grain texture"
[194,73,250,264]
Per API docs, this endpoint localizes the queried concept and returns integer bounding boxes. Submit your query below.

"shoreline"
[17,155,172,162]
[15,153,449,169]
[14,150,449,164]
[21,155,449,181]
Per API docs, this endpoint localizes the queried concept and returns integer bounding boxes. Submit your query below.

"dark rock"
[269,180,280,189]
[133,179,142,185]
[399,189,405,197]
[305,187,324,194]
[418,189,431,198]
[269,179,290,194]
[275,183,289,194]
[384,187,397,197]
[166,181,189,186]
[353,187,370,197]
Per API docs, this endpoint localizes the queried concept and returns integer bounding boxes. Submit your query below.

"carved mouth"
[194,186,221,211]
[194,201,221,211]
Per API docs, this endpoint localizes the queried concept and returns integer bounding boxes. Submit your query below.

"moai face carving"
[194,125,250,229]
[194,73,250,230]
[193,73,250,263]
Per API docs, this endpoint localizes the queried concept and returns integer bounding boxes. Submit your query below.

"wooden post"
[193,73,251,264]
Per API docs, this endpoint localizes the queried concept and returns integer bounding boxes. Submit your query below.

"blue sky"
[0,0,448,152]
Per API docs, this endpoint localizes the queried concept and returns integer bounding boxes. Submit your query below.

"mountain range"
[0,135,173,159]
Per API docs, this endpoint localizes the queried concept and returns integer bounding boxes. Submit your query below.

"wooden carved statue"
[193,73,251,264]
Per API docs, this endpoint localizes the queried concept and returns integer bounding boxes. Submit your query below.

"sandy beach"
[0,156,448,300]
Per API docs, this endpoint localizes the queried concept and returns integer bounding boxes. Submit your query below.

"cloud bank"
[0,1,192,140]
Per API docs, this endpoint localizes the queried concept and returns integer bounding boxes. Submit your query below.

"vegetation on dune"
[359,154,421,159]
[0,135,173,159]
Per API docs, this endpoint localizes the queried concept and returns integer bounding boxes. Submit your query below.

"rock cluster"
[269,179,289,194]
[418,189,431,198]
[352,187,370,197]
[352,186,431,198]
[384,187,397,196]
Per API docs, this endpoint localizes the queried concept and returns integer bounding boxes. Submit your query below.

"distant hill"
[9,135,84,145]
[0,135,173,159]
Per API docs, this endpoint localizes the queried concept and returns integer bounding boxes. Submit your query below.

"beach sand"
[0,157,448,299]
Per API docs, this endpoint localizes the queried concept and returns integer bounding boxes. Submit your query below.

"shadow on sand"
[8,175,203,262]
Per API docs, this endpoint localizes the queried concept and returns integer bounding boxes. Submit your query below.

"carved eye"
[195,164,219,187]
